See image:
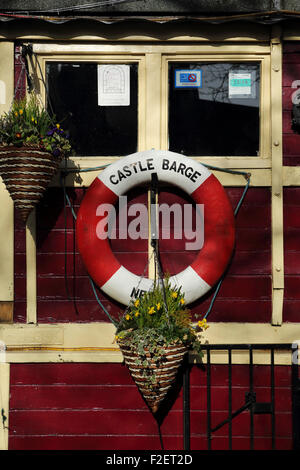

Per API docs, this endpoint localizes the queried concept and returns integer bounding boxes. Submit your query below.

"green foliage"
[115,278,205,359]
[0,95,72,158]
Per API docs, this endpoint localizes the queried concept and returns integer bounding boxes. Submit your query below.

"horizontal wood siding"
[14,208,26,323]
[14,186,270,323]
[8,363,292,450]
[34,187,148,323]
[283,187,300,321]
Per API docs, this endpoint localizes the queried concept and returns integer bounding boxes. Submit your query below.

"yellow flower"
[14,111,18,117]
[31,117,35,122]
[19,109,23,115]
[115,335,119,340]
[198,318,209,330]
[134,299,140,308]
[125,314,131,321]
[135,311,140,317]
[171,291,178,299]
[148,306,155,315]
[156,302,161,311]
[56,123,60,129]
[180,298,185,305]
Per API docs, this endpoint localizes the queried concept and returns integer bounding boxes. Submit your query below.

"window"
[33,43,270,167]
[168,62,260,157]
[46,62,139,156]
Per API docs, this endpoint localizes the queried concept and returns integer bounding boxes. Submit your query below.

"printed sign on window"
[98,64,130,106]
[175,69,202,88]
[229,72,255,99]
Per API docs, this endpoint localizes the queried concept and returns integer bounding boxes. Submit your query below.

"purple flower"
[52,148,61,157]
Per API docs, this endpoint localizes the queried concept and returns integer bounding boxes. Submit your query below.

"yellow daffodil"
[198,318,209,330]
[125,314,131,321]
[135,311,140,317]
[134,299,140,308]
[19,109,23,115]
[148,306,155,315]
[171,291,178,299]
[56,123,60,129]
[156,302,161,310]
[115,335,119,340]
[180,298,185,305]
[14,111,18,117]
[31,117,35,122]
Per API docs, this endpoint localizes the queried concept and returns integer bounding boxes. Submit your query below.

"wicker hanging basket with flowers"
[115,278,209,415]
[0,96,72,222]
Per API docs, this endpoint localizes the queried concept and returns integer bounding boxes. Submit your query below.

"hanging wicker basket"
[0,145,62,222]
[118,340,188,414]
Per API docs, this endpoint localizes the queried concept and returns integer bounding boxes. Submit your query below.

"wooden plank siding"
[11,186,273,324]
[282,42,300,321]
[7,38,300,452]
[8,362,293,450]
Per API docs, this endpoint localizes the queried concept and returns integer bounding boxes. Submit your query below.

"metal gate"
[182,344,300,450]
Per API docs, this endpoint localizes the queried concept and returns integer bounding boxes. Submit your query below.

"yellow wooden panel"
[0,42,14,303]
[0,303,13,323]
[0,322,299,365]
[270,26,284,325]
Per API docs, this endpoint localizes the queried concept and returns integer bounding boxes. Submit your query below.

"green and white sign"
[229,72,253,98]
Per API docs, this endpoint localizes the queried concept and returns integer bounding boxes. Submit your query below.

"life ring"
[76,150,235,305]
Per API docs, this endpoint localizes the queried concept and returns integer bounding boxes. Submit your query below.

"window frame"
[32,43,271,175]
[161,53,271,167]
[36,53,147,171]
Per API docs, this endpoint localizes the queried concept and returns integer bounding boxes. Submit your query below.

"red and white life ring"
[76,150,235,305]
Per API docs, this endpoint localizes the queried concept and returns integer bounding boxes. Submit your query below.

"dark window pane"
[168,62,260,156]
[46,62,138,156]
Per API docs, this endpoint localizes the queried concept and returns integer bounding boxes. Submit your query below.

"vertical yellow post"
[270,26,284,326]
[0,42,14,322]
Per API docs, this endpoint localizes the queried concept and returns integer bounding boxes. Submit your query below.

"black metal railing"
[182,343,299,451]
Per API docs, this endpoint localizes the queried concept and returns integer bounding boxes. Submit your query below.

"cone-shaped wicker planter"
[0,146,62,222]
[118,340,188,414]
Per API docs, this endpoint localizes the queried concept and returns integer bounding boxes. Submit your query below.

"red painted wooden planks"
[32,187,272,322]
[11,185,273,323]
[10,363,132,385]
[9,363,293,451]
[283,187,300,321]
[35,187,148,322]
[14,205,26,322]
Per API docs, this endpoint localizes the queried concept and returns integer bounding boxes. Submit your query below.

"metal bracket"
[211,391,272,433]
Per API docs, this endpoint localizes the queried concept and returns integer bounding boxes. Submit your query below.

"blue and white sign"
[175,69,202,88]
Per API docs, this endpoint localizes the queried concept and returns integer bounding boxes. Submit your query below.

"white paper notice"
[229,72,252,98]
[98,64,130,106]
